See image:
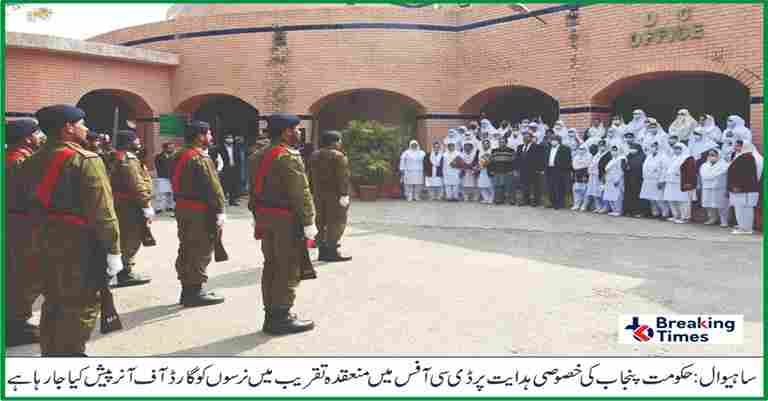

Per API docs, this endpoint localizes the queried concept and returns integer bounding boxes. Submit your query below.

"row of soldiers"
[6,105,352,356]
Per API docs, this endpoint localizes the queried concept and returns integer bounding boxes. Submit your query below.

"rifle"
[86,234,123,334]
[139,208,157,247]
[296,218,317,280]
[208,213,229,262]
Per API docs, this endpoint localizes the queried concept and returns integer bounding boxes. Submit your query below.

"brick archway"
[459,85,560,126]
[588,59,760,106]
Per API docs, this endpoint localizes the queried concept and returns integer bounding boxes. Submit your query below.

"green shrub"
[341,120,402,186]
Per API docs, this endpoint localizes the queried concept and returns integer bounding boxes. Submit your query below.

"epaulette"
[68,143,99,159]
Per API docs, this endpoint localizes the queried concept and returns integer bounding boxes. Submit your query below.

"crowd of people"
[399,110,763,235]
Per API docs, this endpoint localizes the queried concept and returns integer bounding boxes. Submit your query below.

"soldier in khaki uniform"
[26,105,123,356]
[173,120,227,307]
[109,130,154,287]
[6,119,46,346]
[310,131,352,262]
[249,113,316,335]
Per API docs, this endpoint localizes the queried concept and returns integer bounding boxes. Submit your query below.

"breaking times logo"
[619,315,742,345]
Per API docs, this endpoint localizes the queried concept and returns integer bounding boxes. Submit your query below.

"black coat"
[217,144,244,169]
[543,145,572,171]
[516,143,545,176]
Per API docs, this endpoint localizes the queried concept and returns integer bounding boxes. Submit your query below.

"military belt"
[46,212,87,225]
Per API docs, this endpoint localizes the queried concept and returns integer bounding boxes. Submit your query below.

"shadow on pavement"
[157,332,273,356]
[352,223,762,322]
[207,268,262,290]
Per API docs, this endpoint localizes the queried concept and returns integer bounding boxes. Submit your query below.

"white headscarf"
[572,144,592,170]
[553,120,568,139]
[626,109,647,137]
[668,142,692,173]
[700,148,730,181]
[404,140,423,156]
[699,115,723,143]
[563,128,579,150]
[689,127,719,160]
[735,141,764,181]
[668,109,698,140]
[443,128,460,146]
[588,120,606,139]
[724,115,752,144]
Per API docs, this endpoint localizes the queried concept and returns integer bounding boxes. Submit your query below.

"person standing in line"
[28,105,123,356]
[517,132,544,207]
[477,139,495,204]
[459,142,479,202]
[639,141,672,220]
[423,141,445,201]
[5,119,46,346]
[663,143,697,224]
[399,140,426,201]
[623,143,648,217]
[727,140,763,234]
[583,140,608,212]
[172,121,227,307]
[488,138,520,205]
[310,131,352,262]
[571,144,591,211]
[218,133,244,206]
[700,148,731,227]
[544,135,572,210]
[603,144,627,217]
[154,142,177,214]
[442,142,462,201]
[249,113,316,334]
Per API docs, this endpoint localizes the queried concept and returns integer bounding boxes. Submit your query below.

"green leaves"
[341,120,402,186]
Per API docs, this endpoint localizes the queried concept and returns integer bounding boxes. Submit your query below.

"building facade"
[5,3,763,159]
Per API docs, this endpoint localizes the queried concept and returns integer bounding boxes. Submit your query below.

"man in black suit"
[516,132,545,206]
[544,135,573,209]
[218,132,244,206]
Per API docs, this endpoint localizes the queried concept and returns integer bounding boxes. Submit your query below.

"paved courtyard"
[8,200,762,356]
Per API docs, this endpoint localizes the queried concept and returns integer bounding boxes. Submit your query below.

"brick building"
[5,3,763,159]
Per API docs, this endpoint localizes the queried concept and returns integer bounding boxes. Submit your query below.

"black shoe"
[300,266,318,280]
[180,285,225,307]
[6,320,39,347]
[317,244,329,261]
[324,246,352,263]
[263,308,315,335]
[112,271,151,288]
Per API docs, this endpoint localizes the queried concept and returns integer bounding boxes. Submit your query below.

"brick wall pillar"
[750,103,763,152]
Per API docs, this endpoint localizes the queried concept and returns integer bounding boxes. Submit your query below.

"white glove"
[339,195,350,208]
[303,225,318,240]
[142,207,155,219]
[106,254,124,277]
[216,213,227,227]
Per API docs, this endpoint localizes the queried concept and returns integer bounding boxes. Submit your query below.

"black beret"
[188,120,210,131]
[267,113,301,131]
[321,130,342,147]
[115,129,138,150]
[6,118,39,143]
[35,105,85,129]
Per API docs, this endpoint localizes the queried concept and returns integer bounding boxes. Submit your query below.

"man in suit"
[516,131,545,206]
[218,132,244,206]
[544,135,573,209]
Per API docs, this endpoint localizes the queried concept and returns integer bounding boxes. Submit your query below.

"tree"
[7,5,54,22]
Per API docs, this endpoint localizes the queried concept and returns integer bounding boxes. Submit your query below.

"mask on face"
[550,140,559,147]
[708,157,717,164]
[673,149,683,155]
[693,135,702,142]
[225,138,234,144]
[628,149,638,154]
[648,127,658,134]
[727,119,736,129]
[611,150,618,156]
[599,146,606,152]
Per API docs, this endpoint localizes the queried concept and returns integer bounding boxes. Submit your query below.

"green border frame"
[0,0,765,400]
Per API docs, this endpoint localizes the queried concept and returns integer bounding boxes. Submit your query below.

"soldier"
[85,131,102,154]
[172,120,227,307]
[109,130,154,288]
[26,105,123,356]
[249,113,316,335]
[6,118,46,346]
[310,131,352,262]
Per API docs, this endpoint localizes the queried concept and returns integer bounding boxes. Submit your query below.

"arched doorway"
[592,72,750,129]
[460,86,559,127]
[310,89,425,145]
[77,89,155,155]
[175,94,259,143]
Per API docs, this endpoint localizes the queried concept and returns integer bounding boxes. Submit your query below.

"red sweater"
[728,153,759,193]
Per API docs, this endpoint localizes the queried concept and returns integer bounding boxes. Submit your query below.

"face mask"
[629,149,638,154]
[727,120,736,129]
[611,150,618,156]
[708,157,717,164]
[648,128,658,134]
[693,135,702,142]
[550,141,559,147]
[674,149,682,155]
[599,147,606,152]
[225,139,234,144]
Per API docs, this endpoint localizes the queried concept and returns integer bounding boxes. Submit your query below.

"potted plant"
[341,120,400,201]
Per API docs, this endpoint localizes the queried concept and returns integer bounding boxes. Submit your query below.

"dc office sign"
[619,315,743,344]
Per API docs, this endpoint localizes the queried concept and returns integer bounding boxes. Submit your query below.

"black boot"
[6,320,39,347]
[112,270,151,288]
[263,307,315,335]
[324,245,352,263]
[180,285,225,307]
[317,242,329,261]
